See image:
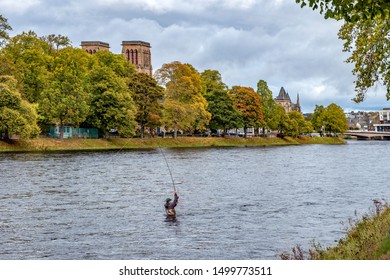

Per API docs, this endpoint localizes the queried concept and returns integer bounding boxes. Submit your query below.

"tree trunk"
[60,120,64,139]
[140,121,145,138]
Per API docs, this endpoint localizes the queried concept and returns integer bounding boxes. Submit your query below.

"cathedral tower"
[81,41,110,54]
[121,41,152,76]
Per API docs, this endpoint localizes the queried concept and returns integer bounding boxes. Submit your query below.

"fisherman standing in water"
[165,190,179,221]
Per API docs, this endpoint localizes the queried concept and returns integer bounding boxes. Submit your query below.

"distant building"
[81,41,110,53]
[346,111,379,131]
[378,108,390,123]
[81,40,152,76]
[122,41,152,76]
[374,108,390,132]
[274,87,301,113]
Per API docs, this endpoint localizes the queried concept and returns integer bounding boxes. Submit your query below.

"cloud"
[1,0,40,15]
[4,0,390,112]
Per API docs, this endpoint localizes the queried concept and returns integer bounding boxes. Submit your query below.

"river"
[0,140,389,259]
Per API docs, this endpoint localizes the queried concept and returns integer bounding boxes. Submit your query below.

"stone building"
[81,40,152,76]
[80,41,110,53]
[274,87,301,113]
[121,41,152,76]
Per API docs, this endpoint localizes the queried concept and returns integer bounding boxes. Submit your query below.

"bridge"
[344,131,390,140]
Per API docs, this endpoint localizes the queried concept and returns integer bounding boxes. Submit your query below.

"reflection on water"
[0,141,389,259]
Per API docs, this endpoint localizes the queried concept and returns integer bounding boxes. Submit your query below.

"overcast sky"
[2,0,388,113]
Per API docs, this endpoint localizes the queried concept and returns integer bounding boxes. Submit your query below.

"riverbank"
[281,201,390,260]
[0,136,345,152]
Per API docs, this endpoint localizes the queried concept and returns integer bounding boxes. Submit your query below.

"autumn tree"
[155,61,211,137]
[128,72,164,138]
[0,75,40,139]
[296,0,390,102]
[230,86,263,137]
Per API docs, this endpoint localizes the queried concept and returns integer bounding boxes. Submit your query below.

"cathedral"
[80,41,153,76]
[274,87,301,113]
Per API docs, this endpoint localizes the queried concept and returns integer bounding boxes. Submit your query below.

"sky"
[2,0,389,113]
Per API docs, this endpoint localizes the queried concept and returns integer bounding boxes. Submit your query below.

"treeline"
[0,18,348,139]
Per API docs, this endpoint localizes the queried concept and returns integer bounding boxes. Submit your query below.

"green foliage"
[1,31,53,103]
[40,34,71,52]
[311,105,326,132]
[319,200,390,259]
[338,18,390,102]
[201,69,228,94]
[0,75,40,139]
[257,80,280,134]
[87,64,137,137]
[128,72,164,137]
[201,69,242,134]
[295,0,390,22]
[93,50,135,78]
[0,15,12,43]
[296,1,390,102]
[310,103,347,134]
[40,47,92,138]
[322,103,349,134]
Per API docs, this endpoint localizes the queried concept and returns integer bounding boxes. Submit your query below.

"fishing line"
[158,145,176,192]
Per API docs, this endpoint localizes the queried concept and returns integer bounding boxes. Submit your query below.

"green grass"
[281,200,390,260]
[0,136,345,153]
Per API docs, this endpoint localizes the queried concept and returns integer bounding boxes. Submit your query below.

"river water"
[0,140,389,259]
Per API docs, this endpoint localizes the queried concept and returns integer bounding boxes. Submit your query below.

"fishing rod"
[159,146,176,192]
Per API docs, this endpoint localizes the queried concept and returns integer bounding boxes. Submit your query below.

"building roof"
[275,87,291,101]
[121,41,151,47]
[80,41,110,48]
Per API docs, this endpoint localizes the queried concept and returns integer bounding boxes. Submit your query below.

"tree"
[288,110,313,136]
[205,89,243,134]
[40,47,91,139]
[128,72,164,138]
[0,75,40,139]
[296,0,390,102]
[1,31,53,104]
[338,18,390,102]
[41,34,71,52]
[155,61,211,137]
[295,0,390,22]
[311,105,326,133]
[85,51,137,137]
[322,103,349,134]
[310,103,348,135]
[162,99,193,137]
[0,15,12,44]
[87,64,137,137]
[201,69,242,135]
[256,80,280,136]
[230,86,263,137]
[200,69,228,93]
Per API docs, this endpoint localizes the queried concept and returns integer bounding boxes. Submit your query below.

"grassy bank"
[281,200,390,260]
[0,136,345,152]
